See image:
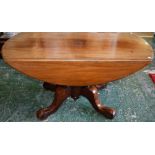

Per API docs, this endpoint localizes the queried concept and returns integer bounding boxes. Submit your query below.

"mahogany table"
[2,33,153,120]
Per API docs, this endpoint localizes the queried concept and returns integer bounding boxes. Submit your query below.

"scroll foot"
[37,85,70,120]
[81,86,116,119]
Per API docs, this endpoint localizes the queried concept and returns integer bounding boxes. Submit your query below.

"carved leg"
[43,82,56,91]
[37,85,70,120]
[81,86,116,119]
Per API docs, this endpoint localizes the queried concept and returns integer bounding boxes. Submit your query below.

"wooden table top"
[2,32,153,61]
[2,32,153,86]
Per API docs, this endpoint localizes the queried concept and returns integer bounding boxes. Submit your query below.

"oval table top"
[2,32,154,86]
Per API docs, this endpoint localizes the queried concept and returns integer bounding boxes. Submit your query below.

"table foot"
[37,84,116,120]
[36,85,70,120]
[81,86,116,119]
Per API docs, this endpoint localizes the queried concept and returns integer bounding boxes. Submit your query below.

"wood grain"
[2,32,153,86]
[132,32,154,38]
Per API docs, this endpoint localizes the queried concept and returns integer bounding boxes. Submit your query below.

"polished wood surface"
[133,32,154,38]
[2,32,153,86]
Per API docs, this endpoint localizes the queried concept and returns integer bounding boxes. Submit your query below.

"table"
[2,33,153,120]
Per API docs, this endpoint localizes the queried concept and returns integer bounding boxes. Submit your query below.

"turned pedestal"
[36,82,115,120]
